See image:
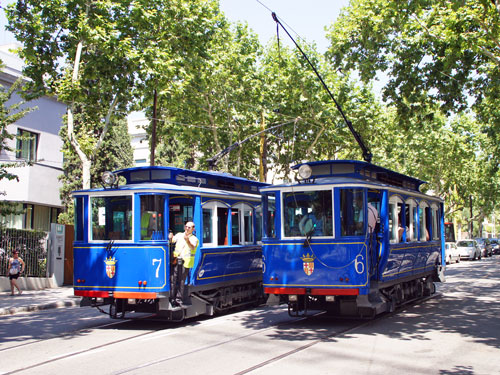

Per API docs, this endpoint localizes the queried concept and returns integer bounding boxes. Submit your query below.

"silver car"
[445,242,461,264]
[457,240,481,261]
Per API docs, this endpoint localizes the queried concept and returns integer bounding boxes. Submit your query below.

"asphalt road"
[0,256,499,375]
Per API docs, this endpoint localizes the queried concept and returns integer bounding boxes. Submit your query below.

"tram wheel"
[109,302,125,319]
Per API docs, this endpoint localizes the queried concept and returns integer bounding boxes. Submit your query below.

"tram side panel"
[192,246,263,286]
[74,244,169,295]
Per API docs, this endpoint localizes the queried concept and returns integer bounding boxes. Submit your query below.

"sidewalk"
[0,286,81,316]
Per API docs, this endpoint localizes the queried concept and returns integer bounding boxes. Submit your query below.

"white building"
[128,113,150,167]
[0,44,66,231]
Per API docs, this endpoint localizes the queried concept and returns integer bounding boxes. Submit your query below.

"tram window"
[340,189,364,237]
[263,193,276,238]
[201,202,229,246]
[255,206,263,241]
[419,202,430,241]
[169,203,193,234]
[283,190,333,237]
[90,196,132,241]
[232,210,240,245]
[217,207,229,245]
[389,197,404,243]
[140,195,165,240]
[389,202,397,243]
[231,203,254,245]
[203,208,213,244]
[431,205,440,240]
[74,197,84,242]
[244,210,252,243]
[404,200,417,242]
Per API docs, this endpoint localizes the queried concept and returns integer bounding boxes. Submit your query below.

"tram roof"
[76,165,268,194]
[276,160,426,192]
[73,182,263,201]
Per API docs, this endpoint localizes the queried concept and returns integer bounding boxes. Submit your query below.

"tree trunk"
[259,110,267,182]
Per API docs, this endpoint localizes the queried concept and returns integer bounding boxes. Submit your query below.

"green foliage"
[5,0,499,232]
[325,0,500,227]
[58,117,133,224]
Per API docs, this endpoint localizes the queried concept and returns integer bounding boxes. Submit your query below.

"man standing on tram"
[169,221,199,307]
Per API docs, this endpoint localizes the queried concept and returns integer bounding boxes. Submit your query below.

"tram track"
[0,318,131,354]
[0,316,159,375]
[233,293,440,375]
[0,307,310,375]
[1,294,438,375]
[113,293,439,375]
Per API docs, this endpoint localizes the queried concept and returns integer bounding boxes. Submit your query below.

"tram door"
[368,191,381,277]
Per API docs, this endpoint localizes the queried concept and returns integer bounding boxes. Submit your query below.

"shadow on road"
[238,256,500,350]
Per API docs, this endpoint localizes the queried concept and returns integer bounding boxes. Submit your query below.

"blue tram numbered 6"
[260,160,445,317]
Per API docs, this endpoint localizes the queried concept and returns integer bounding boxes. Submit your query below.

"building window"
[24,203,34,230]
[16,129,39,162]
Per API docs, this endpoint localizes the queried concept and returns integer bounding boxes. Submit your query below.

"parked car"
[474,238,492,257]
[457,239,481,260]
[445,242,461,264]
[490,238,500,255]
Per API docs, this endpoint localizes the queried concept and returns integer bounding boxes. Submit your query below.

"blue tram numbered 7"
[72,166,268,321]
[260,160,445,317]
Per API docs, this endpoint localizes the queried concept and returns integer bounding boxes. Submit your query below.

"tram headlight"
[102,171,117,186]
[297,164,312,179]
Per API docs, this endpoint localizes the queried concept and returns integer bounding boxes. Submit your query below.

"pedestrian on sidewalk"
[7,250,25,296]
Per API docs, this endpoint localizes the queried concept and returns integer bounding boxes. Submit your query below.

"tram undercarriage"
[286,271,443,318]
[81,280,265,321]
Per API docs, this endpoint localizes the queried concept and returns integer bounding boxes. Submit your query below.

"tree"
[325,0,500,117]
[58,116,133,224]
[6,0,139,189]
[257,40,383,181]
[325,0,500,227]
[153,21,265,178]
[6,0,227,189]
[0,70,33,219]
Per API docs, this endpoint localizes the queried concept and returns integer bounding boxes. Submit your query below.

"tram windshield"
[90,196,132,241]
[283,190,333,237]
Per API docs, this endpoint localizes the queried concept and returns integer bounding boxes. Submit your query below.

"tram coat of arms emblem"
[104,257,117,279]
[301,253,316,276]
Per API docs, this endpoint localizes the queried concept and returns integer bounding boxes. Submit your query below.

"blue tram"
[72,166,268,320]
[260,160,445,317]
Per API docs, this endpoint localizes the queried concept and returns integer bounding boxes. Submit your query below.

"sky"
[1,0,350,52]
[218,0,350,52]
